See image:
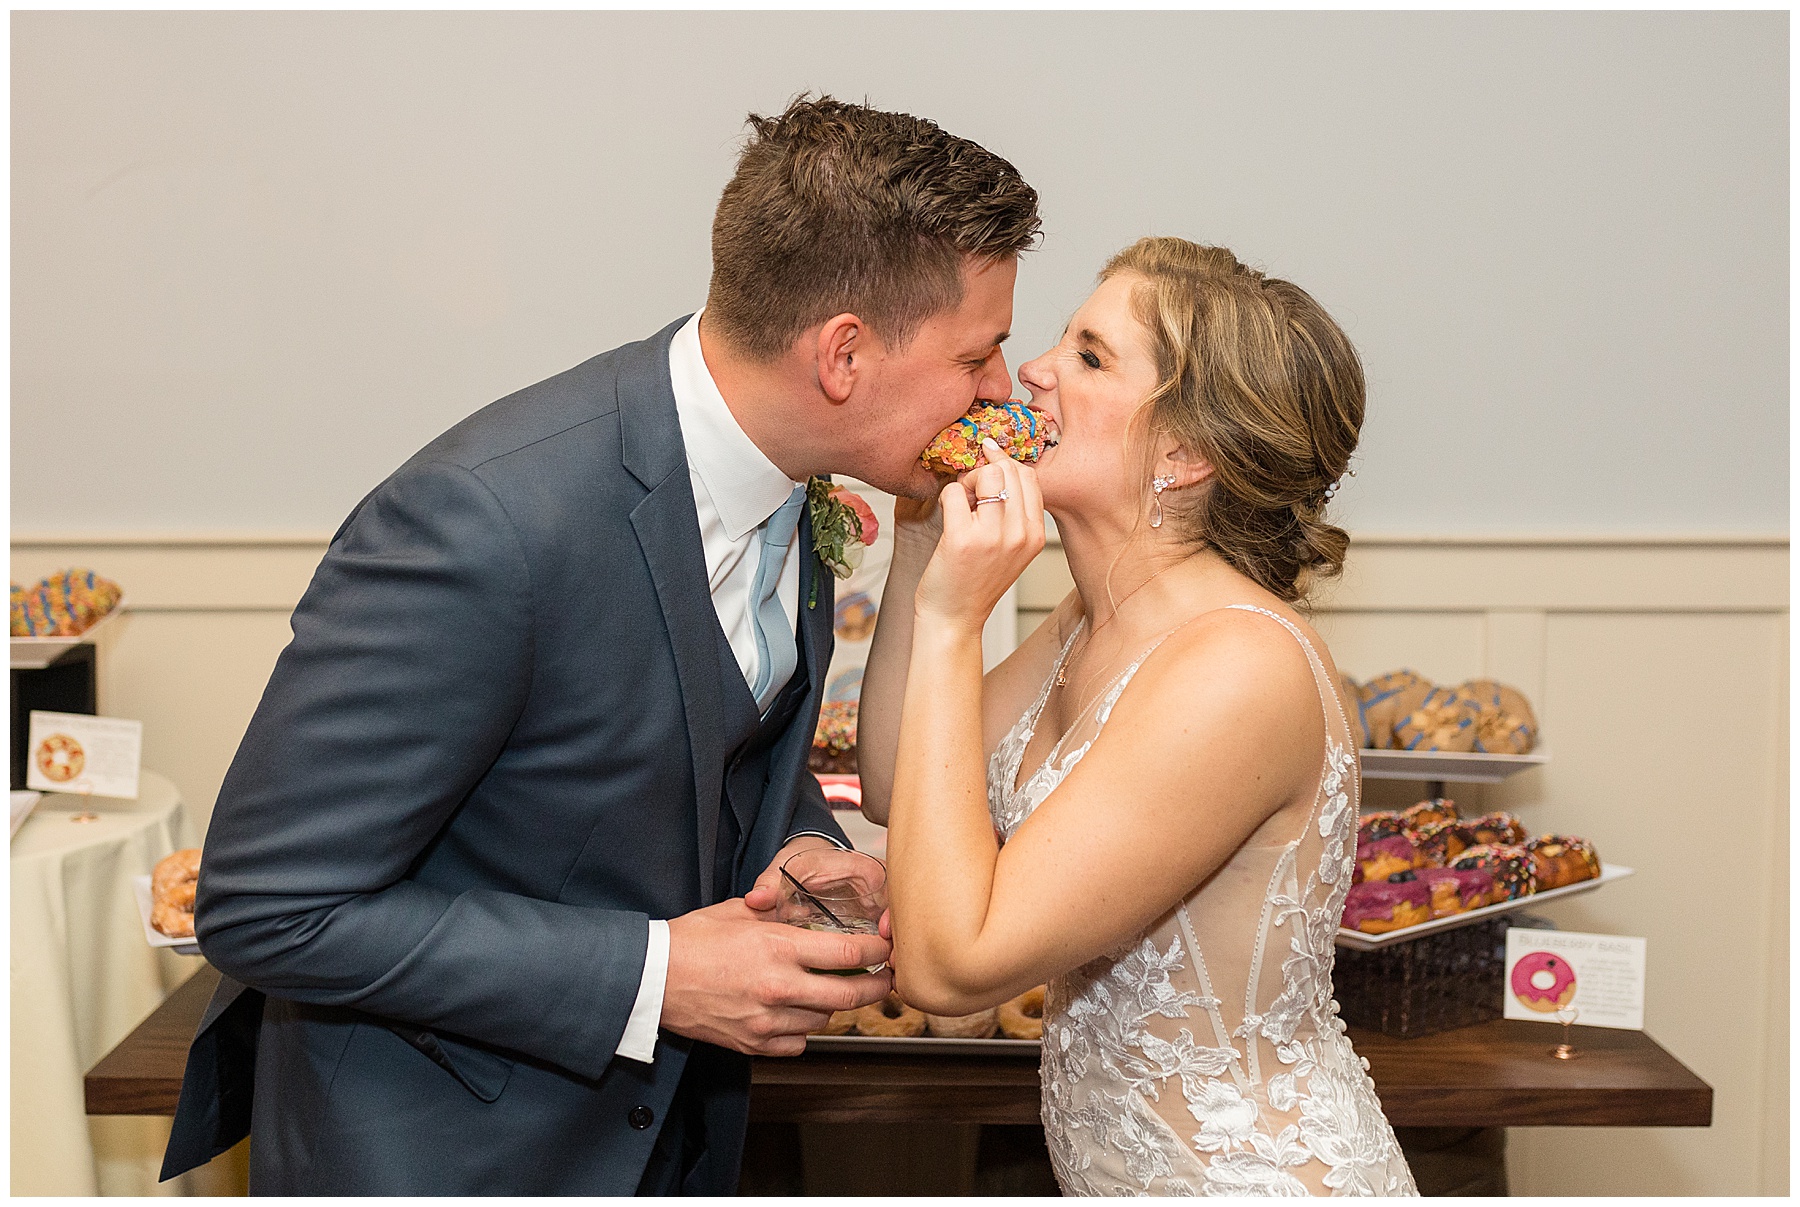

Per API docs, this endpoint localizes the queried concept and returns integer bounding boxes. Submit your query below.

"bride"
[858,237,1416,1196]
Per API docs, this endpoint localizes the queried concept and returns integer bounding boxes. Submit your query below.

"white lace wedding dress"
[989,604,1417,1196]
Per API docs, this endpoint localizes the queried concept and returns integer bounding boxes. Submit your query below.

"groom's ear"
[814,313,863,404]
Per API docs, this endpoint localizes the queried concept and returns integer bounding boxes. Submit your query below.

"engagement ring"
[974,490,1010,506]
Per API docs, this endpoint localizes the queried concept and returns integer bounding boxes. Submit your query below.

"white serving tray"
[10,601,126,669]
[131,874,201,956]
[806,1034,1040,1056]
[1358,748,1548,784]
[1334,862,1632,951]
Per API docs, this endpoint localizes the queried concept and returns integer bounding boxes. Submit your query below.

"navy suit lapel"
[797,510,834,699]
[619,317,729,904]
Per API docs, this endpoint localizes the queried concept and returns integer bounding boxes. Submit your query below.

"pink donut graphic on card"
[1510,950,1578,1012]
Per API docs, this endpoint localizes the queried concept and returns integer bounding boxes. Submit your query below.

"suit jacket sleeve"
[786,769,849,848]
[195,458,645,1083]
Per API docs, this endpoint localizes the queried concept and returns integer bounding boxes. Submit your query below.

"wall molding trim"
[14,531,1791,616]
[13,530,1790,551]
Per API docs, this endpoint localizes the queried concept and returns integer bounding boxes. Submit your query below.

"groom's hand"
[661,897,893,1056]
[743,834,838,914]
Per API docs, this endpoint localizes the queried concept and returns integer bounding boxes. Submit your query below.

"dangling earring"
[1150,474,1176,528]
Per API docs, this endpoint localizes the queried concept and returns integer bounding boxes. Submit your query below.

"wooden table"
[88,963,1711,1129]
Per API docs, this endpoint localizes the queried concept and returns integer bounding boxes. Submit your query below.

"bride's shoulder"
[1131,602,1327,717]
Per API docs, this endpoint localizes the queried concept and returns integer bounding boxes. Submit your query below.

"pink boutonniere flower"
[806,478,879,607]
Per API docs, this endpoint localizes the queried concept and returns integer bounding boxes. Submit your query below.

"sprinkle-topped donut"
[1399,798,1458,831]
[1450,843,1537,899]
[1465,812,1528,847]
[1356,811,1408,843]
[1526,834,1601,889]
[1412,819,1471,866]
[920,400,1060,474]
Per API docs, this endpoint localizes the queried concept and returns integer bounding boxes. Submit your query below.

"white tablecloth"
[11,770,202,1196]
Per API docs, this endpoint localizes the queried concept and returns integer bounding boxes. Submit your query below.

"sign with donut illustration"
[25,710,143,799]
[1503,927,1646,1030]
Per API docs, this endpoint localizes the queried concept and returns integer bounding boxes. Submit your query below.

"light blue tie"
[749,485,807,712]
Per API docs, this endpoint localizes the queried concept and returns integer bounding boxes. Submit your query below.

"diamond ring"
[974,490,1010,506]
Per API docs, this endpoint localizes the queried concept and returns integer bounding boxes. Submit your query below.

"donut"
[151,899,196,939]
[850,992,926,1038]
[152,848,202,898]
[1337,673,1371,746]
[998,986,1046,1040]
[920,401,1060,475]
[1356,811,1408,843]
[807,701,859,775]
[150,848,203,938]
[1415,867,1496,917]
[1363,669,1427,698]
[1412,819,1470,866]
[1340,877,1432,934]
[1450,843,1537,899]
[1510,950,1577,1012]
[834,592,879,643]
[1399,798,1458,831]
[924,1008,999,1039]
[1355,834,1421,883]
[1465,812,1527,847]
[1394,687,1479,752]
[809,1010,857,1036]
[1460,679,1539,755]
[1526,835,1600,890]
[1359,672,1432,750]
[10,568,122,637]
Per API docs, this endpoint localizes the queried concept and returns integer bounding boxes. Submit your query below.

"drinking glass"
[773,847,888,975]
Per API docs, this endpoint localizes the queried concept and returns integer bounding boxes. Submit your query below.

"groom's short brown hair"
[706,94,1042,361]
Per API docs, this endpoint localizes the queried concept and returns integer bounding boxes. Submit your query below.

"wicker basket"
[1332,917,1511,1038]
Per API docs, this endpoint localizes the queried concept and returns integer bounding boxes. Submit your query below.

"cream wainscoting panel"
[12,536,330,836]
[12,532,1789,1195]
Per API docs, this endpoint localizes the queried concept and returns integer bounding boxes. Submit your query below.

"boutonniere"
[806,477,879,608]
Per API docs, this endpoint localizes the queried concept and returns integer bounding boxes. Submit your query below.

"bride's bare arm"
[887,494,1325,1014]
[859,498,1074,827]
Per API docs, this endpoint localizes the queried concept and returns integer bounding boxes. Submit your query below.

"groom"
[159,95,1040,1195]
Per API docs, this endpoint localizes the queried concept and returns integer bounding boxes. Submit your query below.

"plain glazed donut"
[851,992,926,1038]
[152,848,201,897]
[924,1008,998,1039]
[810,1010,857,1037]
[998,986,1046,1040]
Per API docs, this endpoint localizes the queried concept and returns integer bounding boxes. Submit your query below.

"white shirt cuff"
[616,918,670,1064]
[788,829,851,851]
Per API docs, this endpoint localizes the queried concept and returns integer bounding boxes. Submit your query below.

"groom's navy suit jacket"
[160,317,844,1193]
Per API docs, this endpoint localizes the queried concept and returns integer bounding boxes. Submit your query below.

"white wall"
[12,10,1788,538]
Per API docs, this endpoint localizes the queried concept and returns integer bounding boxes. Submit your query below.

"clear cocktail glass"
[773,847,888,975]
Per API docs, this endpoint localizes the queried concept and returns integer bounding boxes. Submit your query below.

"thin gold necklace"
[1054,560,1183,689]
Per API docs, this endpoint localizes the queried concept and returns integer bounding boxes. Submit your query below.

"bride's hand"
[913,439,1045,630]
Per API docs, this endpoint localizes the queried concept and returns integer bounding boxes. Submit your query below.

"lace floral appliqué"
[987,605,1417,1197]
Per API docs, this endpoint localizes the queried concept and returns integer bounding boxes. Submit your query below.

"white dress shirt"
[614,311,843,1063]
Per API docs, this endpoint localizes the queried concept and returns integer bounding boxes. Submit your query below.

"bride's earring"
[1150,474,1176,528]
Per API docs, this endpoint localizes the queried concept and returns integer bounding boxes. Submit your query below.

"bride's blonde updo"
[1104,237,1364,603]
